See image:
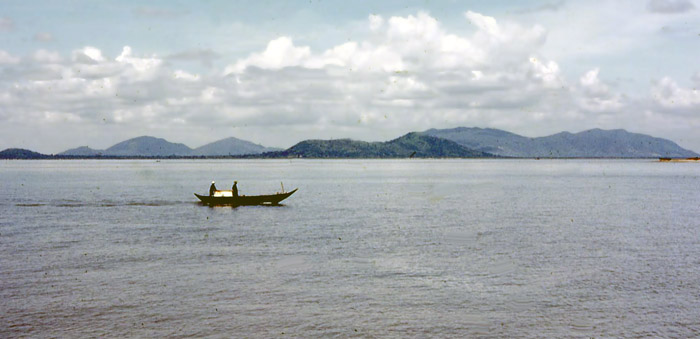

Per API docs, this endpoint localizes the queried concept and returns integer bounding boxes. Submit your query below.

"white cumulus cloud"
[576,68,625,112]
[369,14,384,31]
[72,46,106,63]
[0,50,20,64]
[0,10,698,152]
[224,37,311,74]
[651,76,700,109]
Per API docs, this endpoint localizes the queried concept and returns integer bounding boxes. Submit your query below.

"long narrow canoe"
[194,188,297,206]
[659,157,700,162]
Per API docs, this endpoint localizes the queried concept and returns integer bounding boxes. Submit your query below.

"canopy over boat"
[195,188,297,206]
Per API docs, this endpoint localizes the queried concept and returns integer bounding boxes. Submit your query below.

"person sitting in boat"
[209,181,217,196]
[232,181,238,197]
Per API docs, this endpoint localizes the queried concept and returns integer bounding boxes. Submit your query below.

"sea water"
[1,159,699,337]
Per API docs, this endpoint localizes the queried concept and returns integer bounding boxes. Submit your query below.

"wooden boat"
[194,188,298,206]
[659,157,700,162]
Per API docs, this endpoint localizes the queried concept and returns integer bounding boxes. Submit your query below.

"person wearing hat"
[232,181,238,197]
[209,181,217,196]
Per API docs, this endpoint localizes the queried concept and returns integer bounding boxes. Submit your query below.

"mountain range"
[423,127,698,158]
[58,136,279,157]
[1,128,697,159]
[263,132,491,158]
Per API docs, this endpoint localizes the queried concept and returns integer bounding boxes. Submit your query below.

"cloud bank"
[647,0,695,13]
[0,11,698,152]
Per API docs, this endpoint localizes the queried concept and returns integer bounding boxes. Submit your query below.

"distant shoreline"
[2,128,697,160]
[0,155,677,160]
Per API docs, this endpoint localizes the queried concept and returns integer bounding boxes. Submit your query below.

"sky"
[0,0,699,153]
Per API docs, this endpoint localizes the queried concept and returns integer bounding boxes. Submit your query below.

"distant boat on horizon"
[659,157,700,162]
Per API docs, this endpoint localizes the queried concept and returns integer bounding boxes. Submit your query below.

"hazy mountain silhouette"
[424,127,698,158]
[4,128,698,159]
[192,137,280,156]
[103,136,192,156]
[59,146,103,156]
[57,136,279,157]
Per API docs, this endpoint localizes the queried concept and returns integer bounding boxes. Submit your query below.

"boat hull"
[194,188,297,206]
[659,157,700,162]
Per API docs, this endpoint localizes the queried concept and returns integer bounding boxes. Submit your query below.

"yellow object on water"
[213,190,234,197]
[659,157,700,162]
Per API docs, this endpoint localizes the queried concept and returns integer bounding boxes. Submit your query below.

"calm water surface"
[1,159,699,337]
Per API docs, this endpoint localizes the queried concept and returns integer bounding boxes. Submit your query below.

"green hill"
[0,148,51,159]
[265,132,493,158]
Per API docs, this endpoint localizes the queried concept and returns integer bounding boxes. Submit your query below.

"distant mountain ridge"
[424,127,698,158]
[59,146,103,156]
[58,135,277,157]
[0,148,51,159]
[264,132,492,158]
[192,137,280,156]
[104,136,192,156]
[3,128,698,159]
